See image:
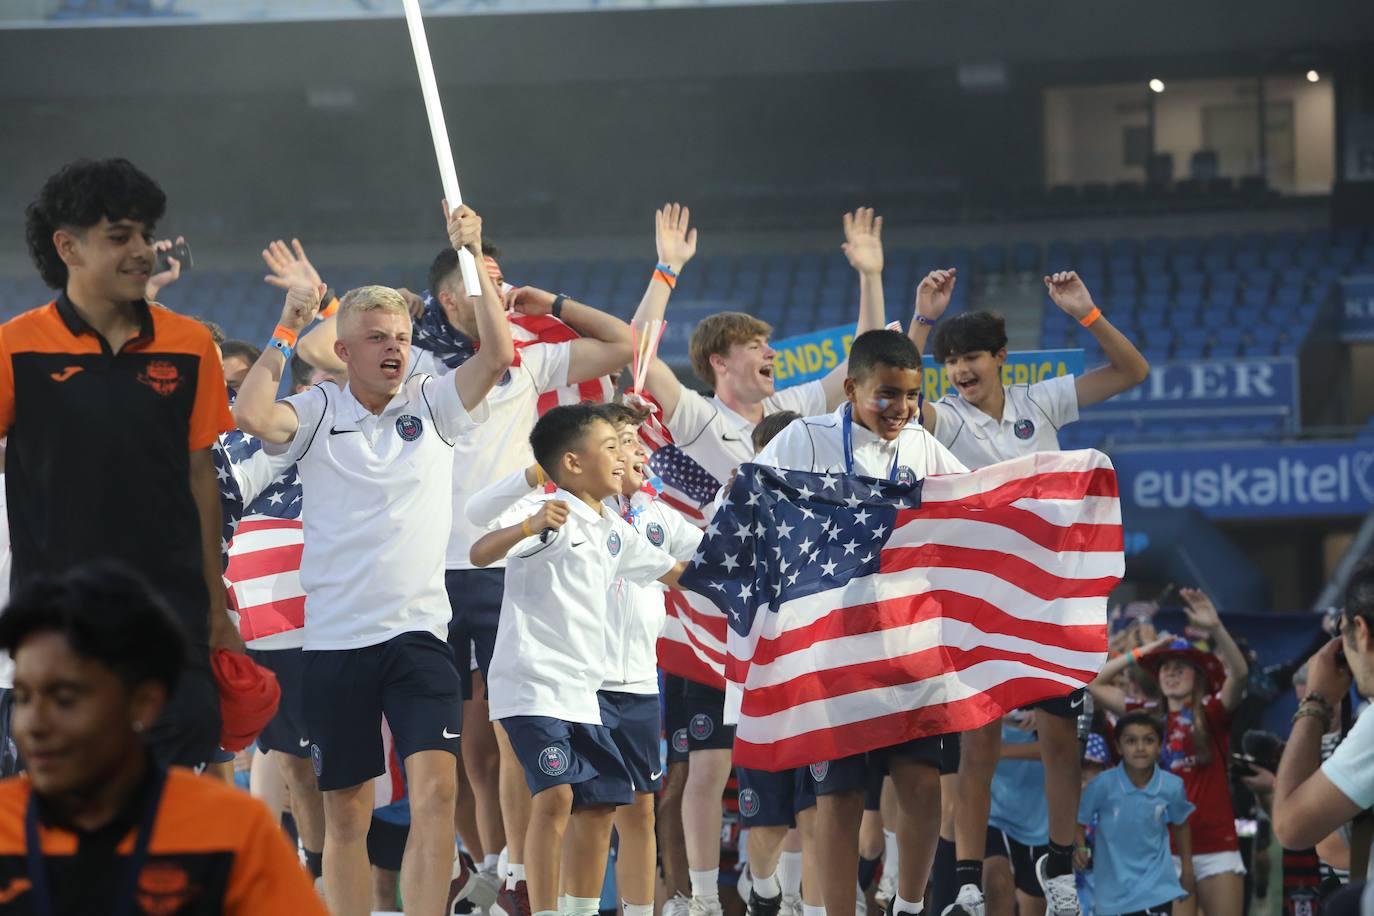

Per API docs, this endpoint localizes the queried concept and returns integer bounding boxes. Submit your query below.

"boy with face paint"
[753,329,967,916]
[905,269,1150,916]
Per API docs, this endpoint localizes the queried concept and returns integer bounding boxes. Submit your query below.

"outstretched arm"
[1179,588,1248,710]
[907,267,957,431]
[505,287,633,386]
[469,500,570,568]
[264,239,345,374]
[234,284,324,444]
[1044,271,1150,408]
[821,208,886,409]
[631,203,698,423]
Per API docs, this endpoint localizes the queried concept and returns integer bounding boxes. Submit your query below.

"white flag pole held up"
[401,0,483,298]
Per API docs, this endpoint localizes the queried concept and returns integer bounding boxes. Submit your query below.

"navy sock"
[1046,842,1074,879]
[954,859,982,892]
[930,837,957,914]
[304,849,323,879]
[858,854,882,891]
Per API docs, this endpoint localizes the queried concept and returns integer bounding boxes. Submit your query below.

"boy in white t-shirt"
[471,405,686,916]
[753,329,967,916]
[234,203,512,916]
[907,268,1149,916]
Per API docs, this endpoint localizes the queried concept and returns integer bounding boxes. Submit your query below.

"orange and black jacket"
[0,294,234,647]
[0,767,326,915]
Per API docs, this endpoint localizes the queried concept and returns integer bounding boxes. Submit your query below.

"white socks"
[884,829,899,874]
[754,869,782,898]
[623,904,655,916]
[894,895,924,915]
[482,853,500,873]
[506,862,526,890]
[803,906,828,916]
[779,850,803,898]
[564,895,601,916]
[690,868,720,899]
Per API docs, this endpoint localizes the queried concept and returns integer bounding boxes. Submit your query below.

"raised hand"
[279,283,326,334]
[504,286,557,317]
[841,207,883,276]
[262,239,323,292]
[1044,270,1096,321]
[396,287,427,319]
[915,268,957,322]
[1179,589,1222,633]
[444,199,483,257]
[656,203,698,272]
[146,236,185,299]
[533,499,571,534]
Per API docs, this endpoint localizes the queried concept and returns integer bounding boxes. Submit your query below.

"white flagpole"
[401,0,482,297]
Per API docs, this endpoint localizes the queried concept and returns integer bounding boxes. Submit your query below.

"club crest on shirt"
[497,369,513,386]
[396,414,424,441]
[672,728,690,755]
[607,530,622,556]
[137,359,182,396]
[1014,418,1035,440]
[738,788,761,818]
[809,761,830,782]
[538,745,570,777]
[894,466,917,486]
[137,861,195,914]
[646,522,666,546]
[689,713,714,741]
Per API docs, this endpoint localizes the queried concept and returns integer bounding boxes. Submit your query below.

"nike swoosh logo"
[442,728,460,739]
[49,366,83,382]
[1069,695,1085,709]
[299,738,310,748]
[721,434,741,442]
[0,878,31,904]
[649,768,664,780]
[571,540,587,548]
[329,427,357,435]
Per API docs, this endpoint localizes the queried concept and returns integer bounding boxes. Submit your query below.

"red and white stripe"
[728,449,1121,771]
[225,516,307,643]
[509,312,614,415]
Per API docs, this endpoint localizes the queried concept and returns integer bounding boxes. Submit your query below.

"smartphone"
[155,240,193,275]
[1229,753,1258,778]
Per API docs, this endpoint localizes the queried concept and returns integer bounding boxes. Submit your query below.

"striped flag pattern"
[509,311,615,414]
[679,449,1122,771]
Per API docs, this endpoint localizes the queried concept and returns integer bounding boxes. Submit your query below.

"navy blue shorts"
[808,735,943,797]
[940,732,961,776]
[1031,687,1086,720]
[248,647,309,759]
[444,568,503,700]
[985,826,1046,898]
[736,767,816,827]
[663,675,691,765]
[599,691,664,794]
[303,631,461,792]
[683,679,735,753]
[500,715,633,808]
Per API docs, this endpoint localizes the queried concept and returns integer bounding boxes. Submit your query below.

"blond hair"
[688,312,772,387]
[337,285,411,331]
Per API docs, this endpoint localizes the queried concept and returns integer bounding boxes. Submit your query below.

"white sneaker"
[939,884,984,916]
[690,895,725,916]
[468,868,502,913]
[664,894,692,916]
[1035,855,1081,916]
[780,895,803,916]
[855,882,868,916]
[738,863,754,905]
[875,871,895,914]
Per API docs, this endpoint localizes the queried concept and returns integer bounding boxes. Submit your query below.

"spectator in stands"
[1089,590,1248,916]
[0,562,325,915]
[9,158,239,771]
[1272,561,1374,898]
[221,340,262,392]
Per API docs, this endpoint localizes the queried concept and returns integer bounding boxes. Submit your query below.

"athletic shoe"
[856,882,868,916]
[780,895,803,916]
[1034,855,1081,916]
[491,881,531,916]
[468,868,502,913]
[748,878,783,916]
[664,894,692,916]
[875,871,895,915]
[939,884,985,916]
[690,895,725,916]
[447,852,479,913]
[737,863,754,904]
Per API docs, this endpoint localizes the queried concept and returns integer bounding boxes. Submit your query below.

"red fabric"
[1127,695,1238,854]
[212,649,281,752]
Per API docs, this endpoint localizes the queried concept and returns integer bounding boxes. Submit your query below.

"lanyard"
[25,767,166,916]
[841,403,900,481]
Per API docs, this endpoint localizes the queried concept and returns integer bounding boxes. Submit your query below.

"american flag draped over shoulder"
[679,449,1123,771]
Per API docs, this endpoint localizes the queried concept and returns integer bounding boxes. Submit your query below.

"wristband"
[656,263,678,278]
[551,294,567,319]
[522,518,535,538]
[1292,704,1332,730]
[914,314,937,327]
[318,290,339,319]
[268,337,294,361]
[1079,306,1102,328]
[654,268,677,290]
[272,324,299,347]
[1127,648,1140,667]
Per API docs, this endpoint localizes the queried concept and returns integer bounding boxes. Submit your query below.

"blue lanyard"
[841,403,900,480]
[25,766,166,916]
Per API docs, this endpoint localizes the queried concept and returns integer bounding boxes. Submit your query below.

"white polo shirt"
[270,375,487,651]
[486,489,677,724]
[666,381,828,487]
[605,495,703,695]
[410,342,572,570]
[932,374,1079,470]
[754,404,967,479]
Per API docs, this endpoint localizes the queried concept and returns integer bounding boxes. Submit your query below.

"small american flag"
[679,449,1122,771]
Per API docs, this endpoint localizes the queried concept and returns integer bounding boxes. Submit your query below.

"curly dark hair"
[25,158,166,290]
[930,311,1009,363]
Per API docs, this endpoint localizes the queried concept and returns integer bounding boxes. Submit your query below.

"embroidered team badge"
[137,861,196,914]
[689,713,714,741]
[671,728,689,755]
[607,531,622,556]
[809,761,830,782]
[137,359,182,396]
[646,522,666,546]
[738,789,761,818]
[894,466,917,486]
[396,415,424,441]
[538,745,571,777]
[1013,418,1035,440]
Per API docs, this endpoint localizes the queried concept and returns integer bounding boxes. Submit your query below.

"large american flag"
[509,312,615,414]
[679,449,1122,771]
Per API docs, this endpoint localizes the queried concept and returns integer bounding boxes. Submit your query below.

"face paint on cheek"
[868,398,891,412]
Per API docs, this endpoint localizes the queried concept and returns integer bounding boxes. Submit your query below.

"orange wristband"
[1079,307,1102,328]
[317,296,339,319]
[272,324,299,347]
[654,269,677,289]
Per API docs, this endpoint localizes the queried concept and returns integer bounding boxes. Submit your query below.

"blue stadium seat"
[1176,290,1204,310]
[1243,268,1275,290]
[1235,250,1262,272]
[1177,272,1206,292]
[1202,252,1231,273]
[1207,288,1238,309]
[1242,287,1270,308]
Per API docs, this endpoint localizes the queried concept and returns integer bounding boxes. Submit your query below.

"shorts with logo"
[444,568,503,700]
[664,674,691,765]
[500,714,634,808]
[599,690,664,794]
[736,766,816,827]
[808,735,943,797]
[247,647,309,759]
[683,679,735,752]
[985,825,1047,898]
[303,631,461,792]
[1030,687,1086,719]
